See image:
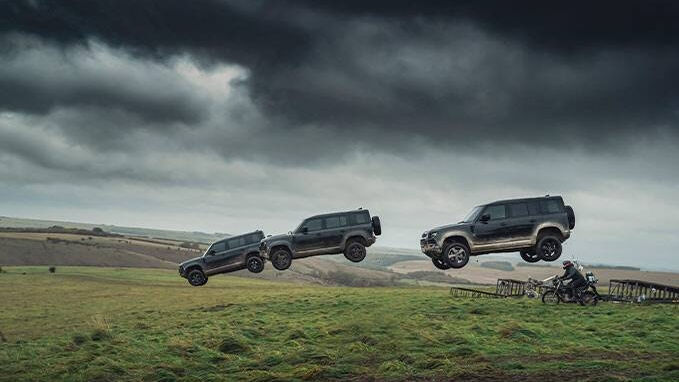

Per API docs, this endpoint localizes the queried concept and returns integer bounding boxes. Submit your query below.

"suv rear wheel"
[536,235,562,262]
[271,248,292,271]
[432,257,450,270]
[344,240,367,262]
[442,241,470,269]
[187,269,207,286]
[246,255,265,273]
[520,250,541,263]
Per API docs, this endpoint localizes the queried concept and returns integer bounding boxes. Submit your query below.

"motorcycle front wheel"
[542,290,560,304]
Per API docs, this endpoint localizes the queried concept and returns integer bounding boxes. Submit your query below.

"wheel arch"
[185,264,204,273]
[245,251,260,259]
[442,235,471,250]
[537,226,564,241]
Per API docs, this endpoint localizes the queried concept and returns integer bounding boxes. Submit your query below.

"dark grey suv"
[179,230,265,286]
[259,209,381,270]
[421,196,575,269]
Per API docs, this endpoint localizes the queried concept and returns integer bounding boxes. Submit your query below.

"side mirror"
[480,214,490,223]
[208,250,215,256]
[301,227,309,234]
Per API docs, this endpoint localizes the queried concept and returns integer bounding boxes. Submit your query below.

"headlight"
[429,231,439,238]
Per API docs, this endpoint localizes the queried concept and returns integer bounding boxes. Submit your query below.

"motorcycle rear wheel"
[580,291,598,306]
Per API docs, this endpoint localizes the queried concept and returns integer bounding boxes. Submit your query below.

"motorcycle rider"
[560,260,586,300]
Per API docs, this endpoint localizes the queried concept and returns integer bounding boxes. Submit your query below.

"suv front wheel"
[536,235,562,262]
[187,269,207,286]
[271,248,293,271]
[344,240,367,262]
[442,241,470,269]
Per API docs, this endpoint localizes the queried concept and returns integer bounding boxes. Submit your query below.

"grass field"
[1,267,678,381]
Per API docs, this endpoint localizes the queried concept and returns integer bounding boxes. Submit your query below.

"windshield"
[461,206,483,223]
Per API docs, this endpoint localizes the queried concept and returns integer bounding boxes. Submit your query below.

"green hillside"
[1,267,677,381]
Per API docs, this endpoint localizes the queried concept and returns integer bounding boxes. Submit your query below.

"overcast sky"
[2,1,679,270]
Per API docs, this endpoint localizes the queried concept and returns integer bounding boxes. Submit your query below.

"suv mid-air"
[259,209,381,270]
[421,196,575,270]
[179,230,266,286]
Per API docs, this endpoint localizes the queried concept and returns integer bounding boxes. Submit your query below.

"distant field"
[390,259,679,286]
[0,216,227,243]
[1,267,678,381]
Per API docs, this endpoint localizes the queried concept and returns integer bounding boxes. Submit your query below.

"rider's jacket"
[560,266,585,284]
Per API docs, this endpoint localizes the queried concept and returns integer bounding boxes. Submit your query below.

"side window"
[302,218,323,232]
[325,216,341,229]
[540,199,562,214]
[228,237,245,249]
[353,212,370,225]
[509,203,529,218]
[211,241,226,253]
[483,205,507,220]
[527,201,540,216]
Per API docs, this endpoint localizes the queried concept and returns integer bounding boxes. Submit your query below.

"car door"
[506,202,535,240]
[203,240,230,271]
[472,204,509,243]
[293,218,325,253]
[224,236,248,267]
[323,214,348,249]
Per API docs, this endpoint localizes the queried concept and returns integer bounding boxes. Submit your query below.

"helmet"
[562,260,573,269]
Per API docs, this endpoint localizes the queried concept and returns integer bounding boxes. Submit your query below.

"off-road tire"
[580,291,598,306]
[565,205,576,229]
[541,290,560,304]
[371,216,382,236]
[246,255,265,273]
[187,269,207,287]
[442,240,470,269]
[536,235,562,262]
[344,240,367,262]
[432,257,450,270]
[271,248,292,271]
[520,250,541,263]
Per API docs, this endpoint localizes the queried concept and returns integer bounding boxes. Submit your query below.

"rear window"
[351,211,370,225]
[527,201,540,216]
[540,199,563,214]
[509,203,529,218]
[246,232,263,244]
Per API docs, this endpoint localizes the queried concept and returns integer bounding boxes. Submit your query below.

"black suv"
[259,209,381,270]
[179,230,265,286]
[421,196,575,269]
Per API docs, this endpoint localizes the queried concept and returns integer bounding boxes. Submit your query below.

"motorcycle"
[541,273,600,306]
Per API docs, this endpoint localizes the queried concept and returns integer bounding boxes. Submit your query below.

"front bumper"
[178,265,187,278]
[420,238,442,257]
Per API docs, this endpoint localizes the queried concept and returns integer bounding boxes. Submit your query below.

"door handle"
[500,223,507,226]
[529,220,536,223]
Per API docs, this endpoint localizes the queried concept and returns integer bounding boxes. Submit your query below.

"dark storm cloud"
[0,36,207,124]
[2,0,679,149]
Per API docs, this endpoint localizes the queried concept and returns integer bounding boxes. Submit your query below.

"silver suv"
[421,196,575,269]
